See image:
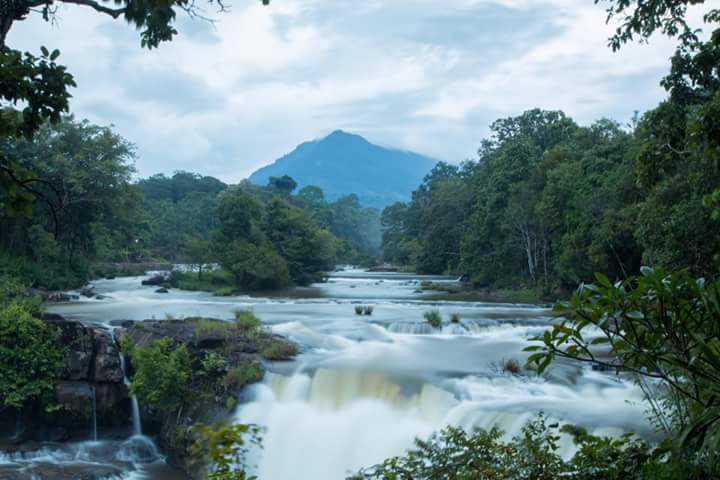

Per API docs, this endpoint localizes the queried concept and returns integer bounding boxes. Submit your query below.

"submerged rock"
[155,287,169,294]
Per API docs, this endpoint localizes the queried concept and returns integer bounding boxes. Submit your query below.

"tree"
[526,269,720,456]
[1,0,267,214]
[125,337,192,412]
[185,235,211,280]
[268,175,297,196]
[0,296,63,411]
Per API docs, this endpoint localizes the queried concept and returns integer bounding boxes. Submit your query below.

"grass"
[261,339,299,360]
[234,310,261,332]
[424,309,442,329]
[193,318,233,337]
[354,305,364,315]
[222,361,264,392]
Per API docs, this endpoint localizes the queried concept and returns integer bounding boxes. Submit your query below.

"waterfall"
[90,385,98,441]
[119,350,142,437]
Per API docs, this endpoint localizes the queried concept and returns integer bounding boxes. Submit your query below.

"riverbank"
[419,281,563,305]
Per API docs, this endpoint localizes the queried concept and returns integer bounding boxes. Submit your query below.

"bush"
[125,337,192,412]
[351,415,699,480]
[423,309,442,329]
[363,305,374,316]
[501,358,521,375]
[222,362,264,392]
[201,352,227,378]
[0,300,64,410]
[354,305,364,315]
[234,310,261,333]
[260,339,298,360]
[450,313,461,323]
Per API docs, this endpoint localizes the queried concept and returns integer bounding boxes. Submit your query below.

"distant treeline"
[0,118,380,290]
[382,100,719,293]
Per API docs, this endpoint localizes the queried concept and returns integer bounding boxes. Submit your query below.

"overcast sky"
[8,0,691,182]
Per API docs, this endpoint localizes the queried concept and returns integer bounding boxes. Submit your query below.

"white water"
[11,267,657,479]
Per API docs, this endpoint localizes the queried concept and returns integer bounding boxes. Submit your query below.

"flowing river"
[1,268,655,479]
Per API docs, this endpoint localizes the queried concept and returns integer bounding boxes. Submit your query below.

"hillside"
[248,130,437,209]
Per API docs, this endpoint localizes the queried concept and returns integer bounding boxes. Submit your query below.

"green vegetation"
[123,337,192,412]
[527,269,720,458]
[354,305,375,316]
[0,280,63,410]
[352,415,709,479]
[450,313,461,324]
[234,310,261,332]
[423,309,442,329]
[354,305,364,315]
[260,339,299,361]
[190,423,262,480]
[380,5,720,296]
[223,362,264,392]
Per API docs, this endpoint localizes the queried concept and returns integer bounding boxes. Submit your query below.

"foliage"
[0,296,63,410]
[234,310,261,333]
[260,339,298,361]
[222,362,264,393]
[200,352,227,378]
[363,305,374,316]
[191,422,263,480]
[354,305,364,315]
[423,309,442,329]
[450,313,461,323]
[351,415,692,480]
[124,337,192,412]
[525,268,720,457]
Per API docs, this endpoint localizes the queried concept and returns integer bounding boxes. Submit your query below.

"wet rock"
[155,287,169,294]
[141,273,169,286]
[25,288,78,303]
[95,294,108,300]
[44,318,94,381]
[53,381,94,428]
[92,330,124,384]
[94,384,131,427]
[79,286,96,298]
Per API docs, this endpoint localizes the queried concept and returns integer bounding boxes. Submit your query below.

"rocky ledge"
[0,314,130,443]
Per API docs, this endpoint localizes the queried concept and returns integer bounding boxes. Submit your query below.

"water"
[2,268,655,479]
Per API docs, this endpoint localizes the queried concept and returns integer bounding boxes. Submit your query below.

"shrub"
[201,352,227,377]
[194,318,232,337]
[126,337,192,412]
[354,305,364,315]
[0,300,64,410]
[261,339,298,360]
[234,310,261,333]
[450,313,461,323]
[190,423,262,480]
[501,358,522,375]
[363,305,374,316]
[222,362,264,392]
[423,309,442,329]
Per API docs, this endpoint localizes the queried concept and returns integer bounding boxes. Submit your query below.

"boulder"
[155,287,169,294]
[79,286,95,298]
[141,274,167,286]
[44,318,94,381]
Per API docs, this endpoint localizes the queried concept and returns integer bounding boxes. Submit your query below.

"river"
[1,268,654,479]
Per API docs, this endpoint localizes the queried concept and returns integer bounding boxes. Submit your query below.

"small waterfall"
[119,347,142,437]
[90,385,98,441]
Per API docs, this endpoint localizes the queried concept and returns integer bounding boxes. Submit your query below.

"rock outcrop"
[0,315,131,443]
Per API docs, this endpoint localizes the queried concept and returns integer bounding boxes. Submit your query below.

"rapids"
[1,267,655,479]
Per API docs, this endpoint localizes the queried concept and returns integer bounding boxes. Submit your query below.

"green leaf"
[40,46,49,57]
[50,49,60,61]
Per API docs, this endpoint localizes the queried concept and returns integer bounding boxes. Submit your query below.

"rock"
[94,384,131,426]
[79,286,95,298]
[44,317,94,381]
[155,287,169,294]
[141,274,166,286]
[92,330,124,383]
[53,381,94,427]
[25,288,78,303]
[95,294,108,300]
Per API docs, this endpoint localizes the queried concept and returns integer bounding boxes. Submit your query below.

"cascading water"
[17,267,656,480]
[90,384,98,441]
[120,350,143,437]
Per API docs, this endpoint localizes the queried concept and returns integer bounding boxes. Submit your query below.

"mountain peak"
[248,132,437,209]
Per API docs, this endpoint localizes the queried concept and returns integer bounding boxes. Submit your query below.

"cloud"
[6,0,687,182]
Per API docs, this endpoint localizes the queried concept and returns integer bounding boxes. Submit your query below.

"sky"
[7,0,697,182]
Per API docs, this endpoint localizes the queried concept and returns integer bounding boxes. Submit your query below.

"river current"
[1,268,654,479]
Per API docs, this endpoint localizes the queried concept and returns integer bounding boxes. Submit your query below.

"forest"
[0,120,381,291]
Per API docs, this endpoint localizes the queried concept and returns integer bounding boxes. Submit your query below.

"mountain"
[248,130,437,209]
